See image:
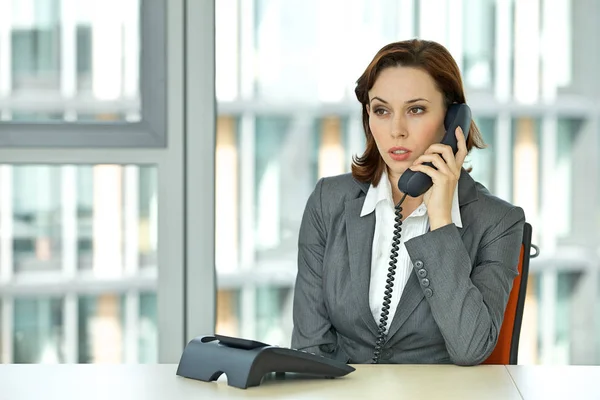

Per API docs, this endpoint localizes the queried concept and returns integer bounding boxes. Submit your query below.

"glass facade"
[1,0,599,365]
[0,0,141,122]
[13,297,63,363]
[0,164,158,363]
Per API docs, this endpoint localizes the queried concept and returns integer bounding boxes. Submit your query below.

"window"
[0,164,158,363]
[0,0,210,364]
[0,0,167,147]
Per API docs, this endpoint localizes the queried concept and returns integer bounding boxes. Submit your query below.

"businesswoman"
[291,39,525,365]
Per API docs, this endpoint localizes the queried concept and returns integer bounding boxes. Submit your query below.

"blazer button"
[424,288,433,298]
[414,260,424,268]
[421,278,430,287]
[417,269,427,278]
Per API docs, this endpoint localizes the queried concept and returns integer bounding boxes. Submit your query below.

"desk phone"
[176,334,355,389]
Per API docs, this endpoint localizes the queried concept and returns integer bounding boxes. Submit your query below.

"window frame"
[0,0,217,364]
[0,0,167,148]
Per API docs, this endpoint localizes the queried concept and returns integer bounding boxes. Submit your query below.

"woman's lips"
[389,147,411,161]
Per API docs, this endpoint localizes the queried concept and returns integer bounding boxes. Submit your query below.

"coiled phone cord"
[372,192,407,364]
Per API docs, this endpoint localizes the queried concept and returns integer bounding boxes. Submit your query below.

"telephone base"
[176,334,355,389]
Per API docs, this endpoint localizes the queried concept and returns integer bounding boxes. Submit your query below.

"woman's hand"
[408,126,467,230]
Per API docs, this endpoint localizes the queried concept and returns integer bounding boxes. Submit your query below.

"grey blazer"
[291,169,525,365]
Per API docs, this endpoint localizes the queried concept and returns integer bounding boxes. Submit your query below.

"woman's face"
[367,66,446,180]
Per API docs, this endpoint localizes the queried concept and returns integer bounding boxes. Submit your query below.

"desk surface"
[506,365,600,399]
[0,364,521,400]
[1,364,599,400]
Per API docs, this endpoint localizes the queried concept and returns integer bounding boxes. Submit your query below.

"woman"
[291,39,525,365]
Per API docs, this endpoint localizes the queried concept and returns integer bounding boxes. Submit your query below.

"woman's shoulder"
[319,172,368,194]
[317,173,369,198]
[463,176,525,226]
[476,181,521,210]
[309,172,368,209]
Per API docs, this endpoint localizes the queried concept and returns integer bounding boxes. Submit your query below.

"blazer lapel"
[345,197,379,336]
[385,272,424,340]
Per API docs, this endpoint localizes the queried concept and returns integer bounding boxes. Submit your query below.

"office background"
[0,0,599,365]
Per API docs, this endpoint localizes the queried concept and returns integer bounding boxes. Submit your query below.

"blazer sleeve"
[404,206,525,366]
[290,178,342,359]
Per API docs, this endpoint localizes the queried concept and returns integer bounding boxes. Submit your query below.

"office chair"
[483,222,538,365]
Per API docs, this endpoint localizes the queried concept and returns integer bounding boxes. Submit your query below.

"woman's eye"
[374,108,388,116]
[409,106,425,114]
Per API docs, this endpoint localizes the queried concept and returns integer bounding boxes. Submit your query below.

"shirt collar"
[360,169,394,217]
[360,169,463,228]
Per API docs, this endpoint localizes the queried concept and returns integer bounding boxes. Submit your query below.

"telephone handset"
[397,103,472,197]
[371,103,472,364]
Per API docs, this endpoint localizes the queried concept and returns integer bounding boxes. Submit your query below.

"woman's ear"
[365,104,371,115]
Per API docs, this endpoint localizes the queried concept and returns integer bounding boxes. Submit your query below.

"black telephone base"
[176,334,355,389]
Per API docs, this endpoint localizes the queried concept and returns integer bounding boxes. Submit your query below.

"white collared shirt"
[360,169,463,333]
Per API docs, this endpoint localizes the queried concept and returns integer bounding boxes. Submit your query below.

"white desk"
[506,365,600,399]
[0,364,522,400]
[3,364,600,399]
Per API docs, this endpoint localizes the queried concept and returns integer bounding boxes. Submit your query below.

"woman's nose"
[391,115,407,138]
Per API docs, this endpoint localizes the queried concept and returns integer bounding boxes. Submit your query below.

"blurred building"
[1,0,599,365]
[0,0,157,363]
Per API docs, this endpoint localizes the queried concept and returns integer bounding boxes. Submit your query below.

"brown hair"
[351,39,486,185]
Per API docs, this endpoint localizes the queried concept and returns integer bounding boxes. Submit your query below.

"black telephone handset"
[397,104,472,197]
[371,104,472,364]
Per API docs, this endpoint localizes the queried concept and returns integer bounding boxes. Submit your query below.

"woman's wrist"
[429,216,452,231]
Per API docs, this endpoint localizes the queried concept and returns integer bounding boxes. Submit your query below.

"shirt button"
[421,278,430,287]
[424,288,433,298]
[414,260,424,268]
[417,269,427,278]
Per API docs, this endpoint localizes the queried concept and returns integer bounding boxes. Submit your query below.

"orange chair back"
[483,222,532,365]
